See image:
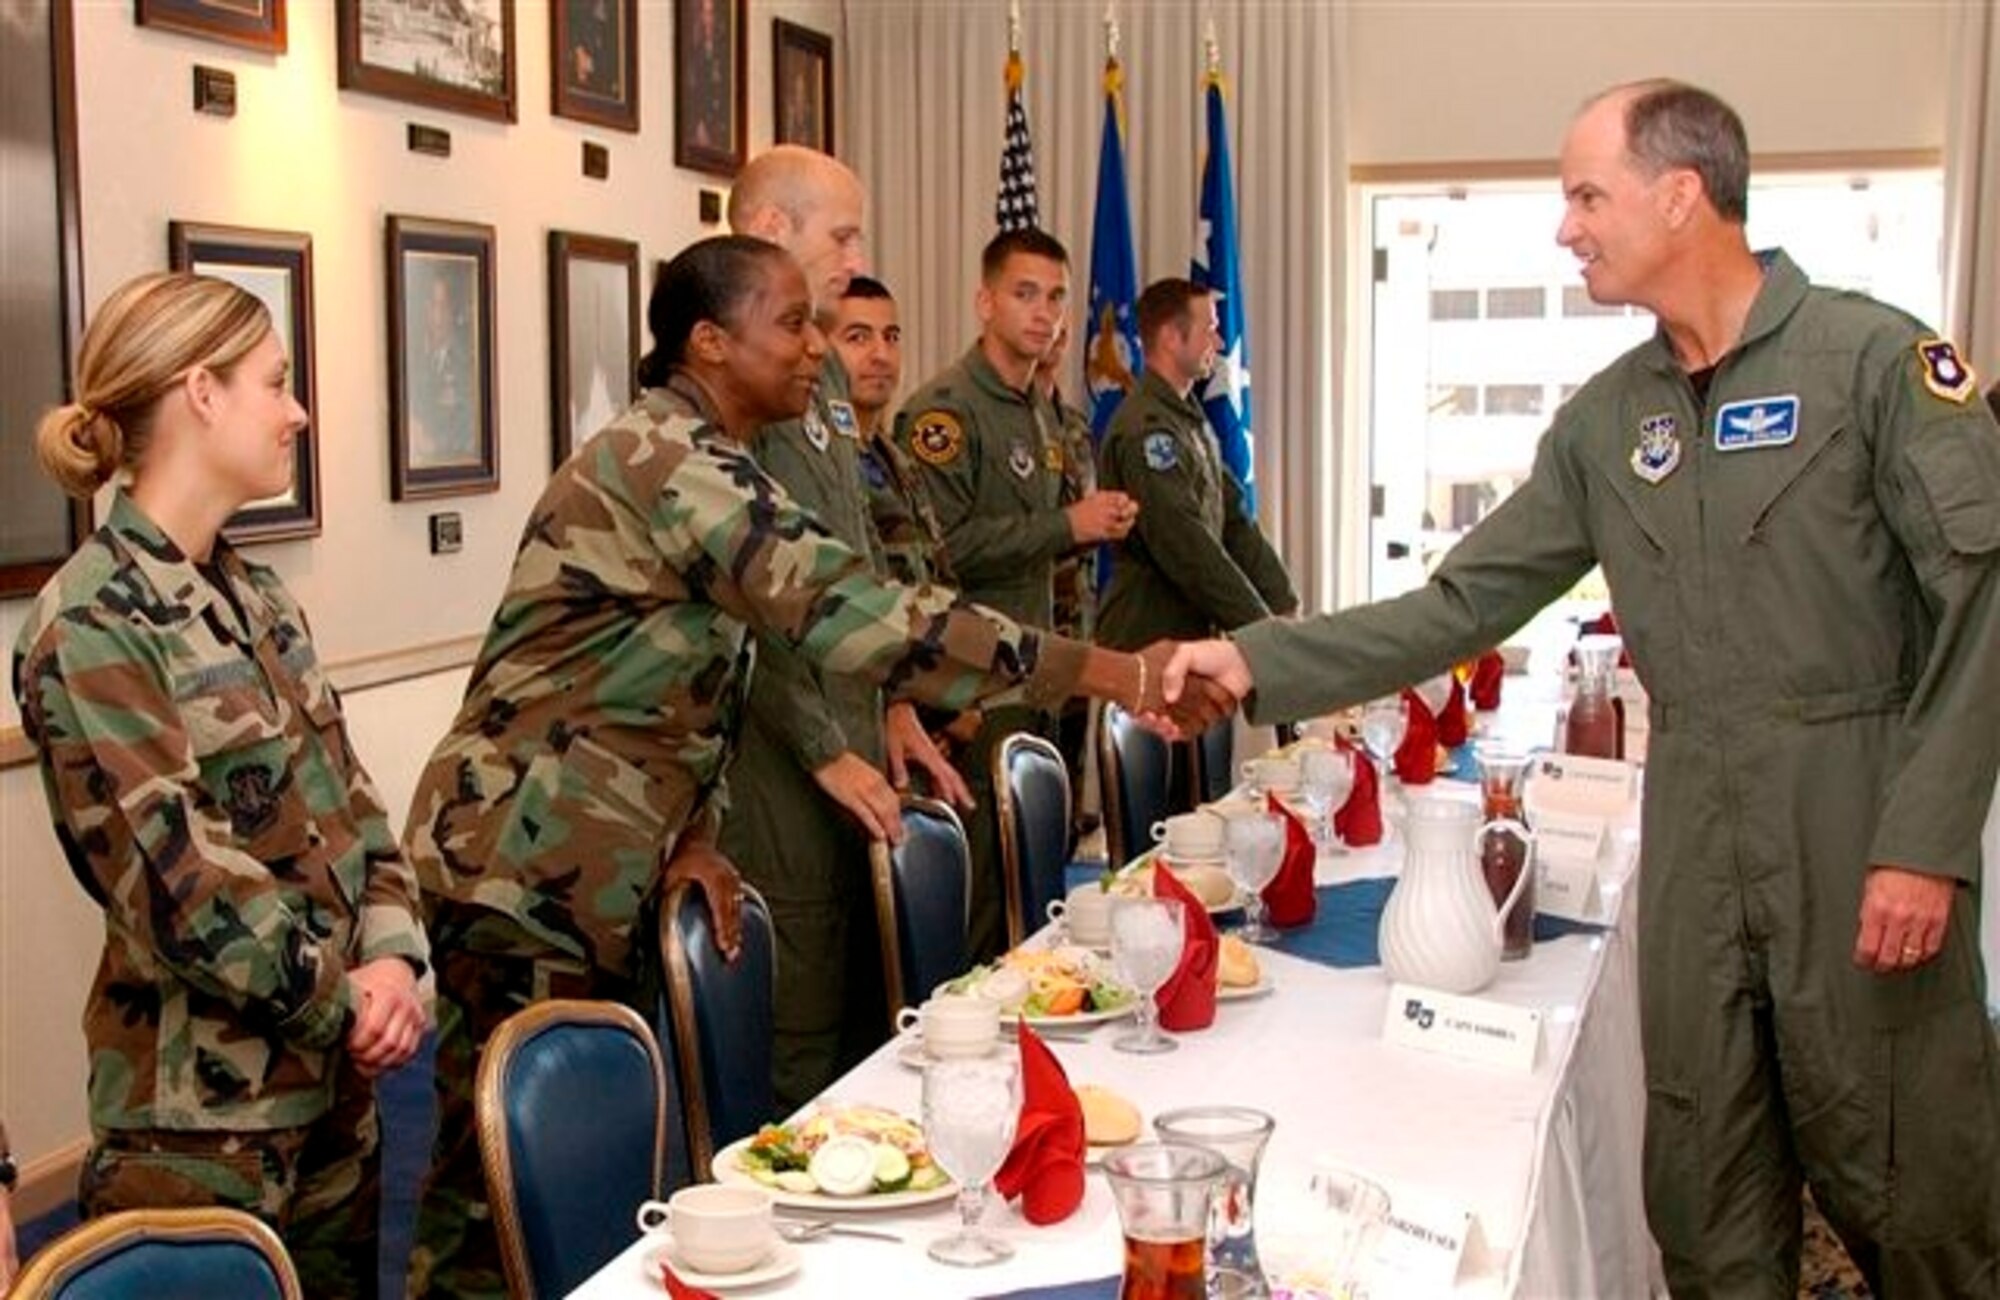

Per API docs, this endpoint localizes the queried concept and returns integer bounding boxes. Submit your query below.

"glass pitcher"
[1474,746,1535,961]
[1563,634,1624,759]
[1103,1143,1229,1300]
[1152,1107,1276,1299]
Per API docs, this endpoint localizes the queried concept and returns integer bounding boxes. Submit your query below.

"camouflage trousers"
[80,1064,382,1299]
[406,900,636,1300]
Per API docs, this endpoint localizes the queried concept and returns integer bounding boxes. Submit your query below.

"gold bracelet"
[1133,654,1148,713]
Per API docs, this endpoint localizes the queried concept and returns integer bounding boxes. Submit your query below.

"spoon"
[773,1218,904,1244]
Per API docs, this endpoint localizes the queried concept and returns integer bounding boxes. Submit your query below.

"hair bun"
[35,400,123,498]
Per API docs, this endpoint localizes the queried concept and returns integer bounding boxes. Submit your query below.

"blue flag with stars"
[1084,55,1142,439]
[1192,72,1256,511]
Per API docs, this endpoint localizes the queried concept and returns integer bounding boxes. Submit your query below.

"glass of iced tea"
[1103,1143,1228,1300]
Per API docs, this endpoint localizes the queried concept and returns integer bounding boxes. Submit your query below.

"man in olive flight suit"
[1098,277,1296,650]
[899,228,1139,957]
[1165,81,2000,1297]
[721,148,966,1108]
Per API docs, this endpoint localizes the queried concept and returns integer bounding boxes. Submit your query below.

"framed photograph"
[548,231,639,469]
[772,19,831,153]
[169,223,320,543]
[337,0,516,123]
[2,0,88,598]
[673,0,745,176]
[386,216,498,501]
[136,0,286,53]
[552,0,636,131]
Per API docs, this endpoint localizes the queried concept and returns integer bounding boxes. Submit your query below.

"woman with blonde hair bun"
[11,271,429,1297]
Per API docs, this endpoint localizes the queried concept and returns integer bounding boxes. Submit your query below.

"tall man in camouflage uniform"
[1165,81,2000,1297]
[899,228,1139,956]
[720,148,963,1108]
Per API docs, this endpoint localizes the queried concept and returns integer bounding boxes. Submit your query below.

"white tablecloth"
[570,772,1659,1299]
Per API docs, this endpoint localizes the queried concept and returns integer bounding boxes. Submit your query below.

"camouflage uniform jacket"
[12,493,429,1132]
[1096,370,1297,650]
[403,381,1093,978]
[898,345,1073,627]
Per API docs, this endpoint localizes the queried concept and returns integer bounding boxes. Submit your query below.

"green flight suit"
[859,415,953,589]
[14,493,429,1297]
[1227,252,2000,1297]
[403,379,1099,1297]
[721,356,892,1109]
[899,345,1076,958]
[1096,369,1298,650]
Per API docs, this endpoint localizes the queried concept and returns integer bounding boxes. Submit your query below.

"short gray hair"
[1608,80,1750,224]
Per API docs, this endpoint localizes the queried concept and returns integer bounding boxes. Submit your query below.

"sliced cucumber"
[906,1163,949,1191]
[774,1169,819,1194]
[871,1143,912,1191]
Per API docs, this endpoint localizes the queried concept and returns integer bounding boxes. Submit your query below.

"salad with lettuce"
[735,1104,948,1197]
[941,947,1136,1018]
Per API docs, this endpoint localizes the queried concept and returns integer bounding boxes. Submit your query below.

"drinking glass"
[1152,1107,1277,1299]
[1298,746,1354,848]
[1360,697,1409,819]
[922,1054,1023,1266]
[1110,896,1186,1054]
[1103,1143,1229,1300]
[1223,812,1285,943]
[1308,1163,1391,1299]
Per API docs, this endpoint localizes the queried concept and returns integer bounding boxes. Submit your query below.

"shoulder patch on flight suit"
[827,400,861,438]
[1143,430,1180,471]
[803,404,830,451]
[909,411,964,467]
[1916,339,1977,404]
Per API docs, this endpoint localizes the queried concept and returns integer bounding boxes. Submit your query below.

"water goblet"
[1223,811,1285,943]
[1110,896,1186,1054]
[922,1054,1023,1267]
[1298,746,1355,848]
[1309,1162,1392,1299]
[1360,696,1409,818]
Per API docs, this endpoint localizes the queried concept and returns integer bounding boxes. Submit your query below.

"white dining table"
[572,710,1662,1299]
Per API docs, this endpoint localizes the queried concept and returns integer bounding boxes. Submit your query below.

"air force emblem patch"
[1715,395,1799,451]
[802,405,830,451]
[1143,431,1180,472]
[908,412,963,467]
[1008,440,1035,479]
[1631,413,1680,484]
[1916,338,1976,404]
[826,399,861,438]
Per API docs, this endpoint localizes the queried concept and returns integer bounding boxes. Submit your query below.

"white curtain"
[840,0,1350,611]
[1944,0,2000,376]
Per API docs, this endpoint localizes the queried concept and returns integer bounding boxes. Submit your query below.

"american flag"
[995,50,1040,231]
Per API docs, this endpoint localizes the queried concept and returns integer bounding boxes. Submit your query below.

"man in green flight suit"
[1165,80,2000,1296]
[1098,277,1296,651]
[899,227,1139,957]
[722,147,969,1108]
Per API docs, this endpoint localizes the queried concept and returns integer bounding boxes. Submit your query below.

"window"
[1483,384,1544,416]
[1485,287,1546,319]
[1562,286,1627,318]
[1429,289,1479,321]
[1429,384,1478,416]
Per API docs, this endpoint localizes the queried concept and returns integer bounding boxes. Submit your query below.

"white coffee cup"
[1241,755,1302,793]
[893,993,1001,1059]
[1048,883,1115,945]
[636,1184,775,1275]
[1150,811,1225,862]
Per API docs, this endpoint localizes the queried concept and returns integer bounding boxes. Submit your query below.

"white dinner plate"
[1010,999,1138,1029]
[711,1135,958,1212]
[1217,974,1276,1002]
[647,1237,801,1291]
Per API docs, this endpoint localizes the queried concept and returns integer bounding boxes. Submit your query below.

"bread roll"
[1076,1084,1141,1146]
[1174,865,1237,908]
[1218,935,1261,988]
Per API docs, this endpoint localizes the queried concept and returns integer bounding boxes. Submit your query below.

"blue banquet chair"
[872,794,973,1019]
[660,878,777,1176]
[994,731,1073,947]
[10,1207,300,1300]
[476,998,669,1299]
[1098,701,1175,869]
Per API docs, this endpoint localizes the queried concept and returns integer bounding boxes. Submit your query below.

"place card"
[1381,981,1543,1073]
[1526,752,1635,816]
[1368,1178,1479,1292]
[1529,807,1607,864]
[1537,856,1604,923]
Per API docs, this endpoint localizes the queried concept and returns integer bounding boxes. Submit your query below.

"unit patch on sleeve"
[827,400,861,438]
[1916,338,1977,404]
[1143,431,1180,472]
[909,411,964,467]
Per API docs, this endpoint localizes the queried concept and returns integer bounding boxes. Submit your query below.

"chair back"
[660,880,777,1176]
[993,732,1072,948]
[1098,701,1175,867]
[478,999,668,1300]
[1193,720,1236,805]
[11,1207,300,1300]
[872,795,972,1018]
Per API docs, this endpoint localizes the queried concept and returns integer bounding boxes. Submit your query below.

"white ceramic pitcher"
[1378,797,1534,995]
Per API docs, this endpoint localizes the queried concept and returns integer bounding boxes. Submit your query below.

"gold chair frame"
[870,793,972,1024]
[659,878,774,1177]
[992,730,1071,949]
[11,1206,302,1299]
[475,997,668,1300]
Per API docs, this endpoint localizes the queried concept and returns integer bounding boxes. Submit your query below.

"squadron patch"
[827,400,861,438]
[1143,431,1180,472]
[1916,338,1976,404]
[803,404,830,451]
[1008,440,1036,480]
[1630,413,1680,485]
[909,411,964,467]
[1043,442,1065,472]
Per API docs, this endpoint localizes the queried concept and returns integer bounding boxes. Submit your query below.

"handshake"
[1129,638,1257,739]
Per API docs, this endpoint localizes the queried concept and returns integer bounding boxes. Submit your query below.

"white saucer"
[648,1237,802,1291]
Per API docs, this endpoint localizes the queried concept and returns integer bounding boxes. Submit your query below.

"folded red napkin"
[1333,738,1383,847]
[1470,650,1506,711]
[660,1262,720,1300]
[1151,867,1218,1031]
[1262,792,1317,928]
[1437,675,1469,748]
[992,1024,1086,1224]
[1393,689,1440,785]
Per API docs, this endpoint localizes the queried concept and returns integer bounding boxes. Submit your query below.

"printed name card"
[1382,981,1543,1073]
[1369,1178,1479,1291]
[1537,856,1605,923]
[1529,807,1607,864]
[1526,752,1635,817]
